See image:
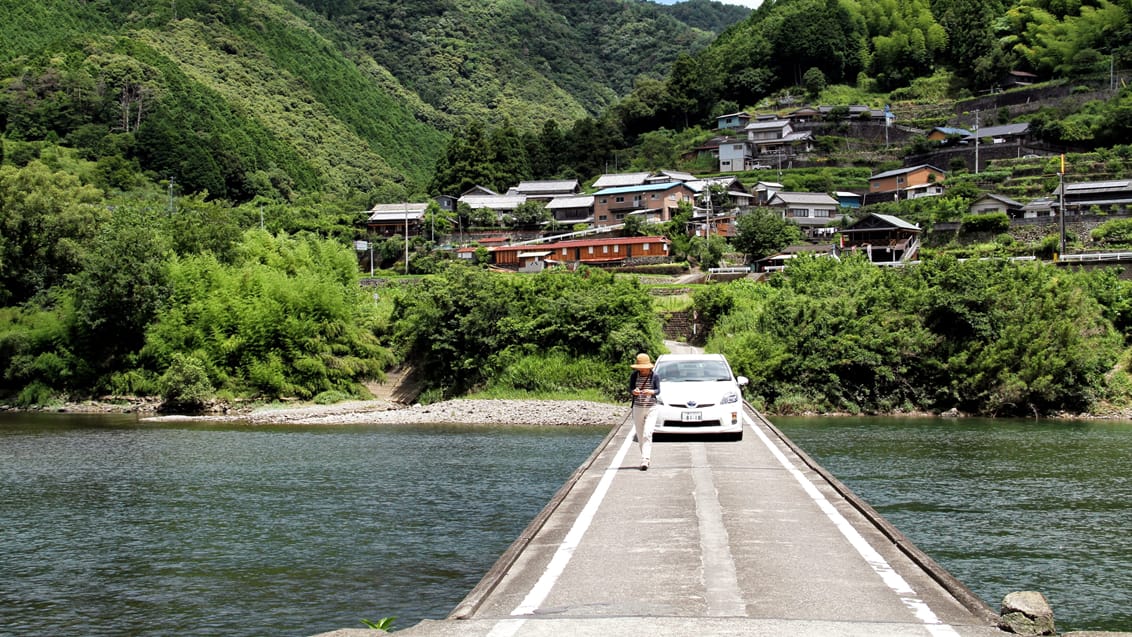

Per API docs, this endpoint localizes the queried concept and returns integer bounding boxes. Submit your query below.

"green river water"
[1,412,1129,635]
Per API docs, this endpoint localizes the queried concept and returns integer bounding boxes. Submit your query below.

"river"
[774,415,1132,633]
[1,413,1129,635]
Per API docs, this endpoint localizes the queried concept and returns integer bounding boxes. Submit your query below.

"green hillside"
[1,0,446,201]
[307,0,740,129]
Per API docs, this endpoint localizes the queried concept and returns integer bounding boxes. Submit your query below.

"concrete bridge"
[317,405,1010,637]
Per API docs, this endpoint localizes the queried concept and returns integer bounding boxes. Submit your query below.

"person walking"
[629,353,660,471]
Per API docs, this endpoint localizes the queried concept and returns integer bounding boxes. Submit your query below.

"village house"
[716,111,752,131]
[1022,197,1056,218]
[365,202,427,236]
[458,187,527,224]
[1054,179,1132,215]
[591,181,696,227]
[835,191,863,210]
[743,118,813,157]
[546,195,595,225]
[868,165,947,201]
[507,179,581,201]
[688,176,754,212]
[754,243,837,273]
[969,193,1024,217]
[753,181,784,206]
[766,192,845,238]
[489,236,670,270]
[716,118,813,172]
[974,122,1030,144]
[927,127,973,144]
[840,213,921,264]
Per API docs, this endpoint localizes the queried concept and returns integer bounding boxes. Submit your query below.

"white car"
[652,353,748,440]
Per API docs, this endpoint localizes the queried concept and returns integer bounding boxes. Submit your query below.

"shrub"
[960,212,1010,234]
[15,381,57,407]
[158,353,214,409]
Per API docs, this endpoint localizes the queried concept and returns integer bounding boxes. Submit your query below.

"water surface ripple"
[0,414,605,637]
[774,416,1132,633]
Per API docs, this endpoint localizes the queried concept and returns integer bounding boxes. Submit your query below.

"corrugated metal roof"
[973,123,1029,138]
[546,196,594,208]
[459,194,526,209]
[1064,180,1132,193]
[592,172,651,188]
[512,180,579,194]
[593,182,691,196]
[744,119,790,131]
[368,202,428,214]
[769,192,839,206]
[368,209,426,222]
[870,164,946,180]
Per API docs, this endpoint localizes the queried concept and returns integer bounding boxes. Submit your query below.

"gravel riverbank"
[142,398,630,427]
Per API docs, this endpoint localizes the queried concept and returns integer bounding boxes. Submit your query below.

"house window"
[602,245,609,254]
[643,243,650,251]
[789,208,809,217]
[562,248,568,256]
[615,196,625,203]
[600,198,607,204]
[614,245,619,253]
[598,214,607,221]
[588,246,594,254]
[897,176,905,184]
[814,209,830,218]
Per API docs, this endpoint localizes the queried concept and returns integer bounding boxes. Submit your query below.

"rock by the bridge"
[999,591,1056,635]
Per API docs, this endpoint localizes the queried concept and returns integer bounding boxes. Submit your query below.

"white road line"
[691,444,746,616]
[486,425,636,637]
[747,413,962,637]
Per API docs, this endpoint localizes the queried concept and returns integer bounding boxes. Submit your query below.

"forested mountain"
[296,0,743,129]
[1,0,450,201]
[0,0,744,202]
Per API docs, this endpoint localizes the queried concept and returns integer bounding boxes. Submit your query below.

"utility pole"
[403,202,409,275]
[1059,154,1067,258]
[168,177,175,213]
[974,109,980,175]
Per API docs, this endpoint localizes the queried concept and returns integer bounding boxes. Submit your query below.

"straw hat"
[631,353,654,370]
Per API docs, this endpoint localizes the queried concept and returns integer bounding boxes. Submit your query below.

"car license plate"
[681,411,702,422]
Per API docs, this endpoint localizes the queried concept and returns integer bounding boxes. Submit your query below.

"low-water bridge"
[317,406,1008,637]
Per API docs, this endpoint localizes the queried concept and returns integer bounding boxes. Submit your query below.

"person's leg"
[632,404,646,452]
[639,406,655,469]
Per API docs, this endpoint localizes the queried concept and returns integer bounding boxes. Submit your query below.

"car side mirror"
[737,376,749,386]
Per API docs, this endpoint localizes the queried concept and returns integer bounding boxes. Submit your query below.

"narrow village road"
[664,340,703,355]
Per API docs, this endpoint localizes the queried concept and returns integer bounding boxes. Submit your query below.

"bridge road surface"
[318,408,1007,637]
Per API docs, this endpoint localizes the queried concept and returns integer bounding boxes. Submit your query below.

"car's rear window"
[656,360,732,382]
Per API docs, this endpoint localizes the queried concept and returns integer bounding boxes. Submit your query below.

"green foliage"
[67,204,172,385]
[158,353,214,409]
[392,264,662,399]
[692,284,735,334]
[486,350,622,399]
[143,230,393,400]
[0,161,108,304]
[706,254,1125,416]
[960,212,1010,233]
[732,208,802,262]
[360,617,395,632]
[1091,217,1132,247]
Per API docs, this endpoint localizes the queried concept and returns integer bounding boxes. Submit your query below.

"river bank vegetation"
[703,254,1132,417]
